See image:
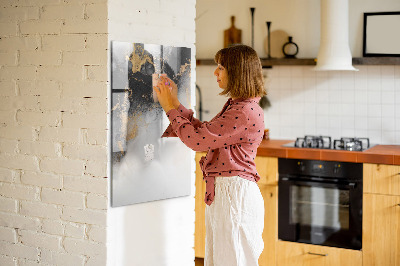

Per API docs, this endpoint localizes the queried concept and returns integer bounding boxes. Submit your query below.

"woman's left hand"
[154,76,175,113]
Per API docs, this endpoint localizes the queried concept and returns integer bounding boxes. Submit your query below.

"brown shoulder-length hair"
[214,44,266,99]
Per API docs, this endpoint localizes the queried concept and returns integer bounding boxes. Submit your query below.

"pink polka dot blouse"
[162,97,265,205]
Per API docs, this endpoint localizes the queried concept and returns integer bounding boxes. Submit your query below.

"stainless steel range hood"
[314,0,358,71]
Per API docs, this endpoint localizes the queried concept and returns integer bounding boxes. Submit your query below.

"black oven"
[278,158,363,250]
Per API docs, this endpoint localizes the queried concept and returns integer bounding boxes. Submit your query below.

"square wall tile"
[341,104,355,116]
[329,116,342,130]
[382,117,396,131]
[316,89,329,103]
[382,104,395,118]
[303,88,316,103]
[367,91,381,104]
[315,77,329,90]
[382,90,395,104]
[304,102,316,115]
[316,115,330,128]
[291,67,304,78]
[303,67,316,78]
[341,128,355,137]
[341,117,355,129]
[367,104,381,118]
[291,77,304,90]
[354,90,368,104]
[341,89,355,104]
[368,117,382,131]
[316,103,329,115]
[279,78,291,90]
[367,77,381,91]
[355,104,368,116]
[381,66,395,77]
[329,103,341,116]
[367,129,382,144]
[328,88,341,103]
[382,78,395,91]
[381,131,396,144]
[278,67,292,78]
[355,116,368,130]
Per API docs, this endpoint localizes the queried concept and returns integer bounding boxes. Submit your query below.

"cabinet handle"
[397,204,400,207]
[307,252,328,256]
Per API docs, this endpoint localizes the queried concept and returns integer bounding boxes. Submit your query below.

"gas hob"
[282,135,374,151]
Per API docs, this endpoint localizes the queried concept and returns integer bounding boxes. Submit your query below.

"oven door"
[278,176,362,250]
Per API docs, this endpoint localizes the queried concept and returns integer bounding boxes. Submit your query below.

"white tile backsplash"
[196,65,400,144]
[382,90,395,104]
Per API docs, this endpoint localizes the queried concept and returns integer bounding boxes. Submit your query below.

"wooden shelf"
[196,57,400,67]
[260,58,316,66]
[352,57,400,65]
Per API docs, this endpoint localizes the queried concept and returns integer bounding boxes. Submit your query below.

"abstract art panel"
[111,41,192,207]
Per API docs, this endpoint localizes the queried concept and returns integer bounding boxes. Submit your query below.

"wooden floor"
[195,257,204,266]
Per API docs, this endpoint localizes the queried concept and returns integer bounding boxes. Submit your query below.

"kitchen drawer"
[364,164,400,196]
[276,241,362,266]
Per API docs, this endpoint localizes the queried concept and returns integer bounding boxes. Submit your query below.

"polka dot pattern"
[161,98,265,205]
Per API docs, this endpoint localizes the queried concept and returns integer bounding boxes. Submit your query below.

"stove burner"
[333,137,370,151]
[295,135,332,149]
[287,136,372,151]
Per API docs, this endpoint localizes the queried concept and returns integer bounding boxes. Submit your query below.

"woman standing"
[155,44,266,266]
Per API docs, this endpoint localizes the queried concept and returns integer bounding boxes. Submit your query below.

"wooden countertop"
[257,139,400,165]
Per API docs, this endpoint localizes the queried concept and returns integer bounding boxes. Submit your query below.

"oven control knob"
[297,161,305,171]
[334,168,339,174]
[334,164,341,174]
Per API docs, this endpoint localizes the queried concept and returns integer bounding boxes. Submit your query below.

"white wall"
[196,0,400,58]
[107,1,197,266]
[196,0,400,145]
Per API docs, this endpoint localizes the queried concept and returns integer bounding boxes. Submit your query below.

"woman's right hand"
[160,75,180,109]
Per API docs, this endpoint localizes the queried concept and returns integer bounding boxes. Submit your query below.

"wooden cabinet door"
[259,185,278,266]
[195,152,207,258]
[276,241,362,266]
[255,156,278,186]
[363,193,400,266]
[364,164,400,196]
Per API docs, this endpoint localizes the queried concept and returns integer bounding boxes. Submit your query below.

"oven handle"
[280,177,357,189]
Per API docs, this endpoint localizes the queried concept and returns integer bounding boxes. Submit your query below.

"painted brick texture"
[0,0,108,265]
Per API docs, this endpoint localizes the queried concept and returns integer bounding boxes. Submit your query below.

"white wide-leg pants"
[205,176,265,266]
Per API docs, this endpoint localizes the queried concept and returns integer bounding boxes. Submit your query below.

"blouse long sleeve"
[161,104,202,138]
[164,105,249,152]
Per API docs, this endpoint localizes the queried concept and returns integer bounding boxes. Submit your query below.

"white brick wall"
[1,0,198,264]
[0,0,108,265]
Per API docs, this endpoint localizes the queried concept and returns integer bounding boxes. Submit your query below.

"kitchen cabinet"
[194,154,279,265]
[256,156,278,266]
[363,193,400,266]
[276,241,362,266]
[363,164,400,266]
[255,156,278,186]
[258,184,278,266]
[363,163,400,196]
[195,152,207,258]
